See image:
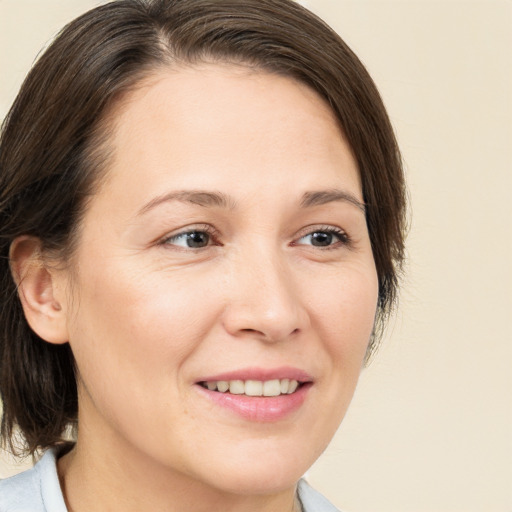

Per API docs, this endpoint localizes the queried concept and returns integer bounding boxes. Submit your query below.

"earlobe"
[9,236,69,344]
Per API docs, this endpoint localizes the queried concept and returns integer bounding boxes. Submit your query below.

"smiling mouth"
[199,379,302,397]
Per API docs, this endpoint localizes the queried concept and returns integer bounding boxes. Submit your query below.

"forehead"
[93,63,361,211]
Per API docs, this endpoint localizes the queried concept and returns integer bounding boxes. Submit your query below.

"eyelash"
[159,224,351,250]
[159,224,222,250]
[293,225,351,250]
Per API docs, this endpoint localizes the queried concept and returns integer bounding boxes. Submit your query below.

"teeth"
[245,380,263,396]
[202,379,301,396]
[229,380,245,395]
[217,381,229,392]
[263,379,281,397]
[287,380,299,394]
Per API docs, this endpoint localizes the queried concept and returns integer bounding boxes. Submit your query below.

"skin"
[13,63,378,512]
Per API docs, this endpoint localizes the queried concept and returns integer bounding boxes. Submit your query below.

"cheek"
[304,261,378,437]
[289,262,378,460]
[308,262,379,357]
[66,258,223,396]
[65,259,227,459]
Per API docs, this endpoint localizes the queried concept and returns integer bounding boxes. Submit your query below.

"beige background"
[1,1,511,511]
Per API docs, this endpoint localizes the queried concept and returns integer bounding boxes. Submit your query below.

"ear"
[9,236,69,344]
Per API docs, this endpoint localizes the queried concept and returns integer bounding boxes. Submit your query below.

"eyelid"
[158,224,222,247]
[156,223,351,250]
[292,224,351,248]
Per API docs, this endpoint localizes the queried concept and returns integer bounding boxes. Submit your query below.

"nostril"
[222,299,308,342]
[238,327,301,341]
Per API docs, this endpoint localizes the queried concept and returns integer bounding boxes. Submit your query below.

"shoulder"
[298,479,343,512]
[0,449,67,512]
[0,460,45,512]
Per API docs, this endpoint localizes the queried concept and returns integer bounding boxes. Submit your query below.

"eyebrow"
[137,188,365,216]
[300,189,366,213]
[138,190,236,215]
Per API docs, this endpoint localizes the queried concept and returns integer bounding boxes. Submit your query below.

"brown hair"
[0,0,406,455]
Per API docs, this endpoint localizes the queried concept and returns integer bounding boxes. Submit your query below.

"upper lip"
[196,366,313,383]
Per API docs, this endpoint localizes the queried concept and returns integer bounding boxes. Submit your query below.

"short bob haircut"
[0,0,406,456]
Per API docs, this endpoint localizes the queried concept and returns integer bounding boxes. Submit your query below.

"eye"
[295,227,349,248]
[162,229,213,249]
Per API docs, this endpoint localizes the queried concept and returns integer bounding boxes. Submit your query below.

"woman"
[0,0,406,510]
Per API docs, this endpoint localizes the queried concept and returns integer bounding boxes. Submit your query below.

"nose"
[221,248,310,343]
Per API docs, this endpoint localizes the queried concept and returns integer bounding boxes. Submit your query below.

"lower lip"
[196,383,311,422]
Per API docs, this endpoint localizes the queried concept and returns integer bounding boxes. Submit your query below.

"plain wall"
[1,1,511,511]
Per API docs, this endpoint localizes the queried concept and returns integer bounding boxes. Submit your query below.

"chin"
[202,463,304,497]
[187,435,325,496]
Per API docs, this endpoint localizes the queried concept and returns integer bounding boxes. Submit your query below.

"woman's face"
[60,64,378,494]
